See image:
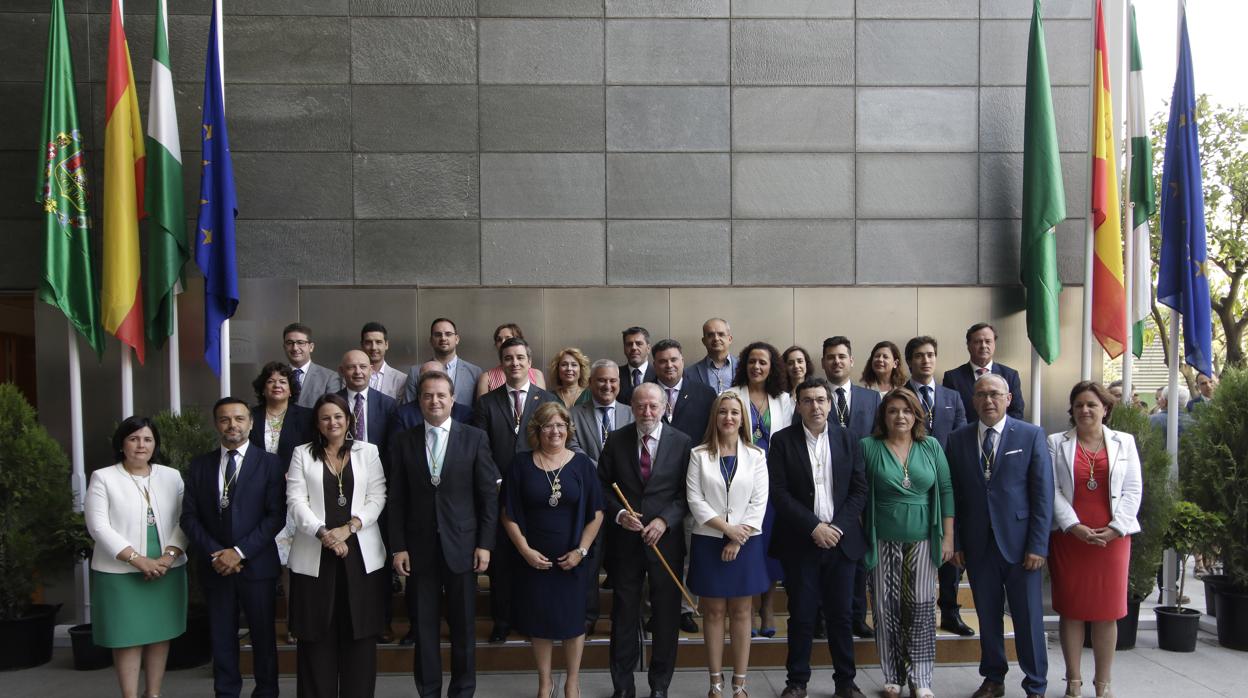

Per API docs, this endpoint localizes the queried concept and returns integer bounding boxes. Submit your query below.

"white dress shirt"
[424,418,452,476]
[615,422,663,524]
[218,442,251,558]
[368,360,392,391]
[977,417,1007,463]
[804,424,836,524]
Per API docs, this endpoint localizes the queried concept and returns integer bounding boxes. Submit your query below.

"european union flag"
[1156,5,1212,378]
[194,1,238,377]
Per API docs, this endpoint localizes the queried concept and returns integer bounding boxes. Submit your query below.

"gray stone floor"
[10,627,1242,697]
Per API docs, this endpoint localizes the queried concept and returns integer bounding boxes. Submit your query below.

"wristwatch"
[576,547,589,557]
[348,520,361,535]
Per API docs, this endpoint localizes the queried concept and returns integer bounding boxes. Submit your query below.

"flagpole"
[1081,16,1096,385]
[1162,308,1181,607]
[68,320,91,622]
[120,345,133,416]
[220,318,230,398]
[216,0,230,400]
[1029,348,1043,426]
[169,301,181,414]
[1121,0,1135,402]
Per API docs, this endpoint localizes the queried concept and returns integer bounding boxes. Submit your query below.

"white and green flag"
[1127,3,1156,358]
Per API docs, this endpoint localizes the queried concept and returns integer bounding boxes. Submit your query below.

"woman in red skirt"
[1047,381,1142,698]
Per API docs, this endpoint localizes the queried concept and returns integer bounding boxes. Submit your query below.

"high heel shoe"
[708,671,723,697]
[881,683,902,698]
[731,673,748,697]
[1094,680,1112,698]
[1064,678,1083,697]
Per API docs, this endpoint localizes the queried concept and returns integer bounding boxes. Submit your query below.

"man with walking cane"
[598,383,694,698]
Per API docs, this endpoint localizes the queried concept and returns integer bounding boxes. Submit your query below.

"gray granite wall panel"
[228,85,352,152]
[856,0,978,19]
[608,221,730,285]
[607,154,730,219]
[732,20,854,85]
[86,14,209,84]
[980,20,1092,86]
[224,17,351,84]
[979,218,1086,286]
[733,154,855,219]
[979,152,1088,220]
[606,1,729,18]
[478,0,604,17]
[479,86,605,151]
[236,220,354,285]
[352,18,476,84]
[856,20,978,86]
[480,154,606,219]
[354,153,479,219]
[482,220,606,286]
[857,154,978,219]
[352,85,478,152]
[856,88,978,152]
[731,0,853,18]
[732,220,854,285]
[981,0,1091,19]
[350,0,476,16]
[354,220,480,285]
[0,225,41,289]
[980,86,1090,152]
[856,220,978,284]
[234,153,354,220]
[606,87,730,152]
[1,12,89,83]
[732,87,854,152]
[479,19,603,84]
[607,19,729,84]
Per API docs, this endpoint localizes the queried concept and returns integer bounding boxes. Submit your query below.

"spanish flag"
[1090,0,1126,359]
[103,0,146,363]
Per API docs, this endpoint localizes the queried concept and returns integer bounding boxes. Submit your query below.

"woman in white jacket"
[85,416,189,698]
[286,394,388,697]
[1047,381,1142,698]
[686,391,770,698]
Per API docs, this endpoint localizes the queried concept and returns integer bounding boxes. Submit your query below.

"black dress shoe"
[398,629,415,646]
[940,612,975,636]
[648,691,667,698]
[851,619,874,638]
[610,691,635,698]
[488,624,510,643]
[970,679,1005,698]
[779,684,807,698]
[643,616,654,632]
[679,612,699,633]
[833,684,866,698]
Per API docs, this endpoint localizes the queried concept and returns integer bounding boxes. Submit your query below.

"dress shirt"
[346,388,370,441]
[705,357,734,393]
[803,424,836,525]
[616,421,664,524]
[977,417,1006,462]
[443,355,459,377]
[659,379,682,419]
[832,379,854,426]
[507,381,531,422]
[594,401,615,443]
[628,361,650,387]
[291,361,309,387]
[218,442,250,558]
[368,361,393,392]
[424,418,452,475]
[972,361,995,378]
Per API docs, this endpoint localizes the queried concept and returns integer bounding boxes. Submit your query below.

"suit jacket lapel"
[794,430,816,493]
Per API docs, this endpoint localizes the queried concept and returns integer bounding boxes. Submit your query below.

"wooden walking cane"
[612,482,698,612]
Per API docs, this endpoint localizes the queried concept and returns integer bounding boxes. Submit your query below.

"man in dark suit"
[570,359,634,465]
[282,322,343,408]
[683,317,738,393]
[821,335,879,638]
[941,322,1025,423]
[337,349,398,451]
[904,335,973,636]
[390,370,499,698]
[181,397,286,698]
[391,360,474,434]
[652,339,716,442]
[769,378,867,698]
[473,336,566,642]
[948,374,1053,698]
[598,383,693,698]
[616,326,656,407]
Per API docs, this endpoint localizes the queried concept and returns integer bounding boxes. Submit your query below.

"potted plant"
[1181,367,1248,649]
[1108,403,1175,650]
[0,383,92,670]
[151,408,218,669]
[1155,501,1223,652]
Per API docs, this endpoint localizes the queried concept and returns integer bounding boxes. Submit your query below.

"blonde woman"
[686,392,770,697]
[549,347,592,409]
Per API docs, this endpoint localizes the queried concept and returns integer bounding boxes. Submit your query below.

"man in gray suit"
[361,321,407,402]
[283,322,342,409]
[570,358,634,635]
[406,317,482,410]
[684,317,738,393]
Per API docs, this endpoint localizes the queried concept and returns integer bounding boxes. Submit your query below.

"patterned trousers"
[870,539,937,689]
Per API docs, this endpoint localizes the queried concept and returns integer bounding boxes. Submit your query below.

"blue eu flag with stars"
[1156,5,1212,378]
[195,1,238,377]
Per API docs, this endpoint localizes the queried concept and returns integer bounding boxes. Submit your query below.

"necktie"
[511,389,523,429]
[665,388,677,420]
[921,386,934,428]
[599,406,611,446]
[222,450,238,538]
[981,427,997,477]
[225,449,238,488]
[428,427,445,478]
[835,387,848,427]
[632,367,642,388]
[292,367,304,387]
[354,392,366,441]
[639,434,653,482]
[976,367,988,378]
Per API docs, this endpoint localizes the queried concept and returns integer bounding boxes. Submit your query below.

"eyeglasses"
[799,396,829,406]
[540,423,569,432]
[284,339,310,348]
[973,391,1008,401]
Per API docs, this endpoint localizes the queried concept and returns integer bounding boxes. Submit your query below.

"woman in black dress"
[501,401,604,698]
[286,394,388,697]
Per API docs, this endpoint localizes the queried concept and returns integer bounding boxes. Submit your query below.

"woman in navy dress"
[686,391,770,697]
[502,401,604,698]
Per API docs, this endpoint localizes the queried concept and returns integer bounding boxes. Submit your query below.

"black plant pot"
[0,603,60,670]
[1201,574,1231,617]
[1155,605,1201,652]
[1082,596,1142,650]
[1215,587,1248,651]
[167,605,211,669]
[68,623,113,671]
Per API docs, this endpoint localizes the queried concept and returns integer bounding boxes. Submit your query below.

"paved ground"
[11,626,1242,697]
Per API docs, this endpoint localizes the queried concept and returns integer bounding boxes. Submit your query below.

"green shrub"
[1109,403,1176,599]
[152,408,218,476]
[1163,501,1225,609]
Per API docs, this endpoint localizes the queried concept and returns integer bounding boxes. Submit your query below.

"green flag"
[37,0,104,358]
[1020,0,1066,364]
[144,0,187,349]
[1127,3,1156,358]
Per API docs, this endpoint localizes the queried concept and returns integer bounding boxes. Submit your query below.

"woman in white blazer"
[1047,381,1142,698]
[727,340,794,639]
[686,391,770,698]
[285,394,388,697]
[85,417,189,698]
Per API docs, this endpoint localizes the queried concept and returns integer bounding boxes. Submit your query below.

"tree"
[1148,95,1248,372]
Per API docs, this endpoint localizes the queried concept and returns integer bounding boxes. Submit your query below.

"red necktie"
[639,434,653,482]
